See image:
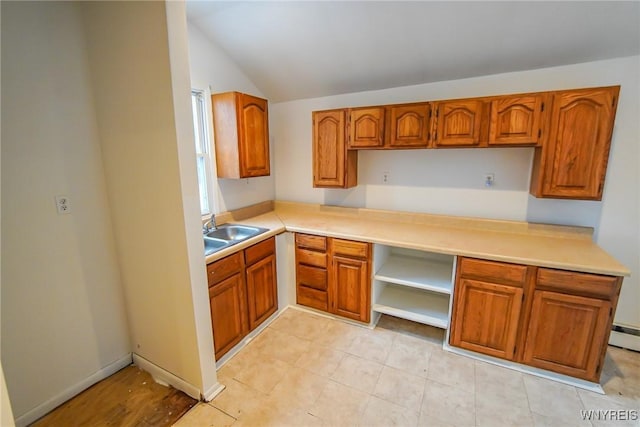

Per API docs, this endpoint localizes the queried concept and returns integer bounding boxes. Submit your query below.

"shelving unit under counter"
[372,246,456,329]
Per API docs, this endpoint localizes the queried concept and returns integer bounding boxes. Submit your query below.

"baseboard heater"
[610,324,640,352]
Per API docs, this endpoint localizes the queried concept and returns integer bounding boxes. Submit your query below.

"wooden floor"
[32,365,197,427]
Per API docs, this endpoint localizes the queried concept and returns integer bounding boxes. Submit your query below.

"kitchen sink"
[204,237,230,256]
[203,224,269,256]
[205,224,268,242]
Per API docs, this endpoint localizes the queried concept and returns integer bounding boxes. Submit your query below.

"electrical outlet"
[383,171,390,184]
[484,173,495,187]
[55,195,71,214]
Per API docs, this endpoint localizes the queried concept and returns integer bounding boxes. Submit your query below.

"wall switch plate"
[484,173,495,187]
[55,195,71,214]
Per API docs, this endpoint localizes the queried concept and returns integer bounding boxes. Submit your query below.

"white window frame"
[191,89,217,216]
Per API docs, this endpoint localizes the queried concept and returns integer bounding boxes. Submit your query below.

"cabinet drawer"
[296,248,327,268]
[245,236,275,266]
[207,252,243,287]
[536,268,617,300]
[296,264,327,291]
[295,233,327,251]
[332,239,369,259]
[297,285,328,311]
[459,257,527,287]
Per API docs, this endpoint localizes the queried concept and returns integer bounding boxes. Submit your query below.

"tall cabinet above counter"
[311,85,619,200]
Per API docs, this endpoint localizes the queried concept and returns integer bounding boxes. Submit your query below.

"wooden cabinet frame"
[450,257,622,383]
[312,85,619,200]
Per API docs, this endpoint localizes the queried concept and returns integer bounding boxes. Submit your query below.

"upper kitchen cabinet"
[313,109,358,188]
[432,99,485,147]
[530,86,619,200]
[488,94,546,146]
[348,107,385,148]
[388,103,431,148]
[211,92,270,179]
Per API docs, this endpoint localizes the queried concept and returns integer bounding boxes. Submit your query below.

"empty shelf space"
[373,284,450,329]
[374,255,453,294]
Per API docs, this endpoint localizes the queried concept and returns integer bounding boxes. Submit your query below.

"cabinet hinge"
[541,103,545,112]
[596,361,601,372]
[429,110,432,118]
[612,97,616,107]
[538,129,542,138]
[609,307,613,317]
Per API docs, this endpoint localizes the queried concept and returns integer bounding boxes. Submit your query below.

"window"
[191,89,215,216]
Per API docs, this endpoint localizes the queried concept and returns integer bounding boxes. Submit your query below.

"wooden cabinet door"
[522,290,611,382]
[238,93,270,177]
[433,100,483,147]
[313,110,357,188]
[489,95,544,146]
[348,107,385,148]
[330,256,370,323]
[209,273,248,359]
[450,278,523,360]
[532,87,618,200]
[388,104,430,147]
[246,254,278,330]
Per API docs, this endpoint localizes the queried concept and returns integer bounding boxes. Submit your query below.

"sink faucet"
[203,213,217,233]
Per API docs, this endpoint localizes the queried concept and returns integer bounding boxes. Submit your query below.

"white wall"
[187,23,276,212]
[81,0,215,398]
[1,1,130,422]
[272,56,640,329]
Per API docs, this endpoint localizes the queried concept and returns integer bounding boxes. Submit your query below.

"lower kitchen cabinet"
[521,269,619,382]
[295,233,371,323]
[449,257,621,383]
[450,258,526,360]
[331,239,371,323]
[245,238,278,331]
[207,236,278,360]
[209,273,247,358]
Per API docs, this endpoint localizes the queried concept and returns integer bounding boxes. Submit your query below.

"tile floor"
[174,308,640,427]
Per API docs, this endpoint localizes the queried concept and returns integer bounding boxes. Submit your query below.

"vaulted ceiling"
[186,1,640,102]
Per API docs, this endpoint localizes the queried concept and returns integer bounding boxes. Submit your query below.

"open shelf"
[375,255,453,295]
[373,283,450,329]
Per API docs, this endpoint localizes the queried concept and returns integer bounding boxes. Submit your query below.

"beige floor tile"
[295,343,347,377]
[427,350,476,392]
[234,394,323,427]
[531,412,592,426]
[330,354,384,392]
[309,380,370,426]
[417,412,459,427]
[269,309,331,341]
[270,366,329,410]
[601,347,640,401]
[172,402,236,427]
[360,396,419,427]
[475,385,533,427]
[314,318,367,351]
[373,366,426,411]
[234,357,290,394]
[421,380,476,427]
[210,378,264,419]
[377,315,445,345]
[346,327,396,364]
[251,328,311,364]
[475,360,528,402]
[385,333,435,378]
[524,375,585,423]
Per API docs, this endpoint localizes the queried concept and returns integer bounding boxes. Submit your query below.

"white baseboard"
[609,330,640,352]
[132,354,201,401]
[443,343,604,394]
[15,353,132,427]
[203,382,225,402]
